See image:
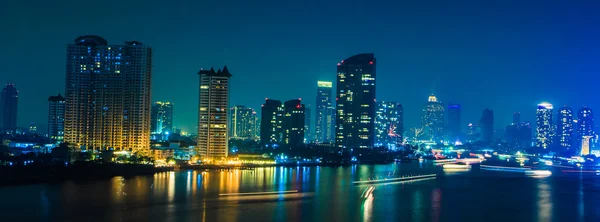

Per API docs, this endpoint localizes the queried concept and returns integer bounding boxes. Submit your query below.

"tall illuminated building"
[151,101,173,134]
[447,104,461,141]
[480,109,494,144]
[304,105,312,142]
[315,81,334,143]
[197,66,231,159]
[230,105,257,140]
[577,106,593,137]
[65,35,152,152]
[335,53,376,149]
[374,101,403,150]
[556,106,574,152]
[1,83,18,134]
[283,99,305,147]
[48,94,65,143]
[421,95,445,142]
[260,99,283,145]
[535,103,554,149]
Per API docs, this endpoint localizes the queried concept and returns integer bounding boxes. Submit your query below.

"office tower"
[48,94,66,143]
[578,107,593,137]
[65,35,152,152]
[28,122,37,134]
[1,83,18,134]
[197,66,232,159]
[230,105,257,140]
[282,99,305,147]
[535,103,554,149]
[335,53,376,149]
[466,123,480,143]
[518,122,533,148]
[513,112,521,124]
[556,106,574,153]
[253,114,260,140]
[422,95,445,142]
[447,104,461,141]
[304,105,311,142]
[260,99,283,145]
[151,102,174,134]
[315,81,334,143]
[480,109,494,144]
[374,101,403,150]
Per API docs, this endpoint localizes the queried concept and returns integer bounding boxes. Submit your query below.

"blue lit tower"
[577,106,594,153]
[65,36,152,153]
[375,101,403,149]
[447,104,461,142]
[422,95,445,142]
[535,103,554,149]
[0,83,18,134]
[335,53,376,149]
[556,106,574,153]
[315,81,334,143]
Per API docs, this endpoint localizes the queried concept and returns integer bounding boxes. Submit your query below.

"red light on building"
[369,61,373,65]
[337,63,341,66]
[265,98,268,100]
[296,104,301,109]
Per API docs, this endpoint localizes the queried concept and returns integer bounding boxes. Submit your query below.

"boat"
[525,170,552,176]
[353,174,437,185]
[443,163,471,169]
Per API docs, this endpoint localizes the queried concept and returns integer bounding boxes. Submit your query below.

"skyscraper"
[282,99,305,147]
[260,99,283,145]
[422,95,445,142]
[447,104,461,141]
[197,66,232,159]
[151,102,174,135]
[556,106,574,153]
[230,105,257,140]
[374,101,403,150]
[578,106,593,137]
[304,105,311,142]
[315,81,334,144]
[335,53,376,149]
[513,112,521,124]
[536,103,554,149]
[1,83,18,134]
[480,109,494,144]
[48,94,65,143]
[65,35,152,152]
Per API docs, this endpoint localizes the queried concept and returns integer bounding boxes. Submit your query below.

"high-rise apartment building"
[335,53,376,149]
[260,99,283,145]
[556,106,574,152]
[578,106,593,137]
[536,103,554,149]
[65,35,152,152]
[197,66,231,159]
[374,101,403,150]
[422,95,445,142]
[447,104,461,141]
[283,99,305,147]
[315,81,334,143]
[230,105,257,140]
[48,94,65,143]
[1,83,18,134]
[480,109,494,144]
[151,101,174,134]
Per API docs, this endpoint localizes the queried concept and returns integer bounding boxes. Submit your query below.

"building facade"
[151,101,174,135]
[535,103,554,149]
[260,99,283,145]
[556,106,574,153]
[197,66,231,159]
[335,53,376,149]
[315,81,334,144]
[480,108,494,144]
[283,99,305,147]
[422,95,445,142]
[1,83,18,134]
[447,104,461,142]
[230,105,257,140]
[48,94,65,143]
[304,106,311,143]
[65,35,152,152]
[374,101,403,150]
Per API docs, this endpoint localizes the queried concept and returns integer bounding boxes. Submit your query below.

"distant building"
[513,112,521,124]
[315,81,334,144]
[197,66,231,159]
[1,83,18,134]
[282,99,305,148]
[335,53,376,149]
[536,103,554,149]
[151,102,174,134]
[48,94,65,143]
[304,105,312,143]
[422,95,445,142]
[230,105,257,140]
[65,36,152,153]
[28,122,37,134]
[375,101,403,150]
[556,106,574,153]
[466,123,480,143]
[260,99,283,145]
[480,109,494,144]
[447,104,461,142]
[577,106,594,137]
[506,116,533,150]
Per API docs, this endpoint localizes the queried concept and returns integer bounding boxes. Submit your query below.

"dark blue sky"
[1,0,599,133]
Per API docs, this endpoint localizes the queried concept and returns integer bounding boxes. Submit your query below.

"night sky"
[2,0,600,134]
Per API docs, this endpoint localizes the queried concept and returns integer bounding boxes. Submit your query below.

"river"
[1,162,599,222]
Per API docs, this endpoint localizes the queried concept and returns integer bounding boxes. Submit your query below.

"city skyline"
[3,1,600,133]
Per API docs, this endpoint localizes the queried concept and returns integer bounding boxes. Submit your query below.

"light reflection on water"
[0,164,598,221]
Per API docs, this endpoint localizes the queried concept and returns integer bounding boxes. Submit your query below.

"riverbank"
[0,162,173,186]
